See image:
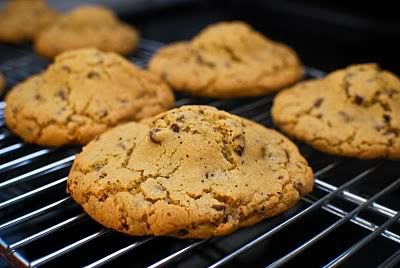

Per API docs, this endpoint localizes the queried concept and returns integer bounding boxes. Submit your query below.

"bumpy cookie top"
[272,63,400,159]
[34,5,139,58]
[67,105,313,238]
[149,21,303,98]
[5,48,174,146]
[0,0,58,43]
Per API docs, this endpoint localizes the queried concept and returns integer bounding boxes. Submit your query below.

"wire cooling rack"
[0,39,399,268]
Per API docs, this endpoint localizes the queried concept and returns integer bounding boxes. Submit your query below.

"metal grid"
[0,39,399,267]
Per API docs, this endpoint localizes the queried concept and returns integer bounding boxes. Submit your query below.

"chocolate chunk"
[196,54,215,68]
[374,124,384,131]
[387,88,398,97]
[233,135,245,156]
[212,204,226,211]
[97,110,108,118]
[338,111,352,122]
[354,95,364,105]
[34,94,42,101]
[87,71,100,79]
[177,229,189,235]
[170,123,180,133]
[149,128,161,144]
[383,114,391,124]
[117,142,126,150]
[62,65,71,72]
[56,88,66,100]
[176,115,185,122]
[313,98,324,108]
[117,98,129,104]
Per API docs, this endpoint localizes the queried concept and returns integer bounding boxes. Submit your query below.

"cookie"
[5,48,174,147]
[0,0,58,43]
[272,63,400,159]
[149,21,303,98]
[34,5,139,58]
[67,105,313,238]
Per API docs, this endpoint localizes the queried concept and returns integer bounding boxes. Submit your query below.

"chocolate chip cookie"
[149,21,303,98]
[272,63,400,159]
[0,0,58,43]
[34,5,139,58]
[67,105,313,238]
[5,48,174,146]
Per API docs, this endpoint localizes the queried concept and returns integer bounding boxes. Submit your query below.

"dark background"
[122,0,400,73]
[1,0,399,74]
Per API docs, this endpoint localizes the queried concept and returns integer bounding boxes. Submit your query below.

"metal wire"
[378,248,400,268]
[323,210,400,267]
[209,164,380,268]
[0,40,399,268]
[267,177,400,267]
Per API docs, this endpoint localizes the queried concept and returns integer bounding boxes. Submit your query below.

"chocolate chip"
[97,110,108,118]
[177,229,189,235]
[222,146,232,161]
[316,113,323,119]
[34,94,42,101]
[87,71,100,79]
[212,204,226,211]
[338,111,352,122]
[161,72,168,80]
[56,88,66,100]
[278,175,284,180]
[354,95,364,105]
[384,129,400,136]
[383,114,391,124]
[196,54,215,68]
[233,135,245,156]
[170,123,180,133]
[387,88,398,97]
[149,128,161,144]
[374,124,384,131]
[99,172,107,179]
[117,142,126,150]
[313,98,324,108]
[176,115,185,122]
[117,98,129,104]
[62,65,71,72]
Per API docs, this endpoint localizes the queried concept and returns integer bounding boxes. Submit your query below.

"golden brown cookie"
[34,5,139,58]
[5,48,174,147]
[0,0,58,43]
[272,63,400,159]
[149,21,303,98]
[67,105,313,238]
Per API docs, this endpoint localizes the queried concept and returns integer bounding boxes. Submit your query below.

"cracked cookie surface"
[272,63,400,159]
[0,0,58,43]
[67,105,313,238]
[34,5,139,58]
[149,21,303,98]
[5,48,174,146]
